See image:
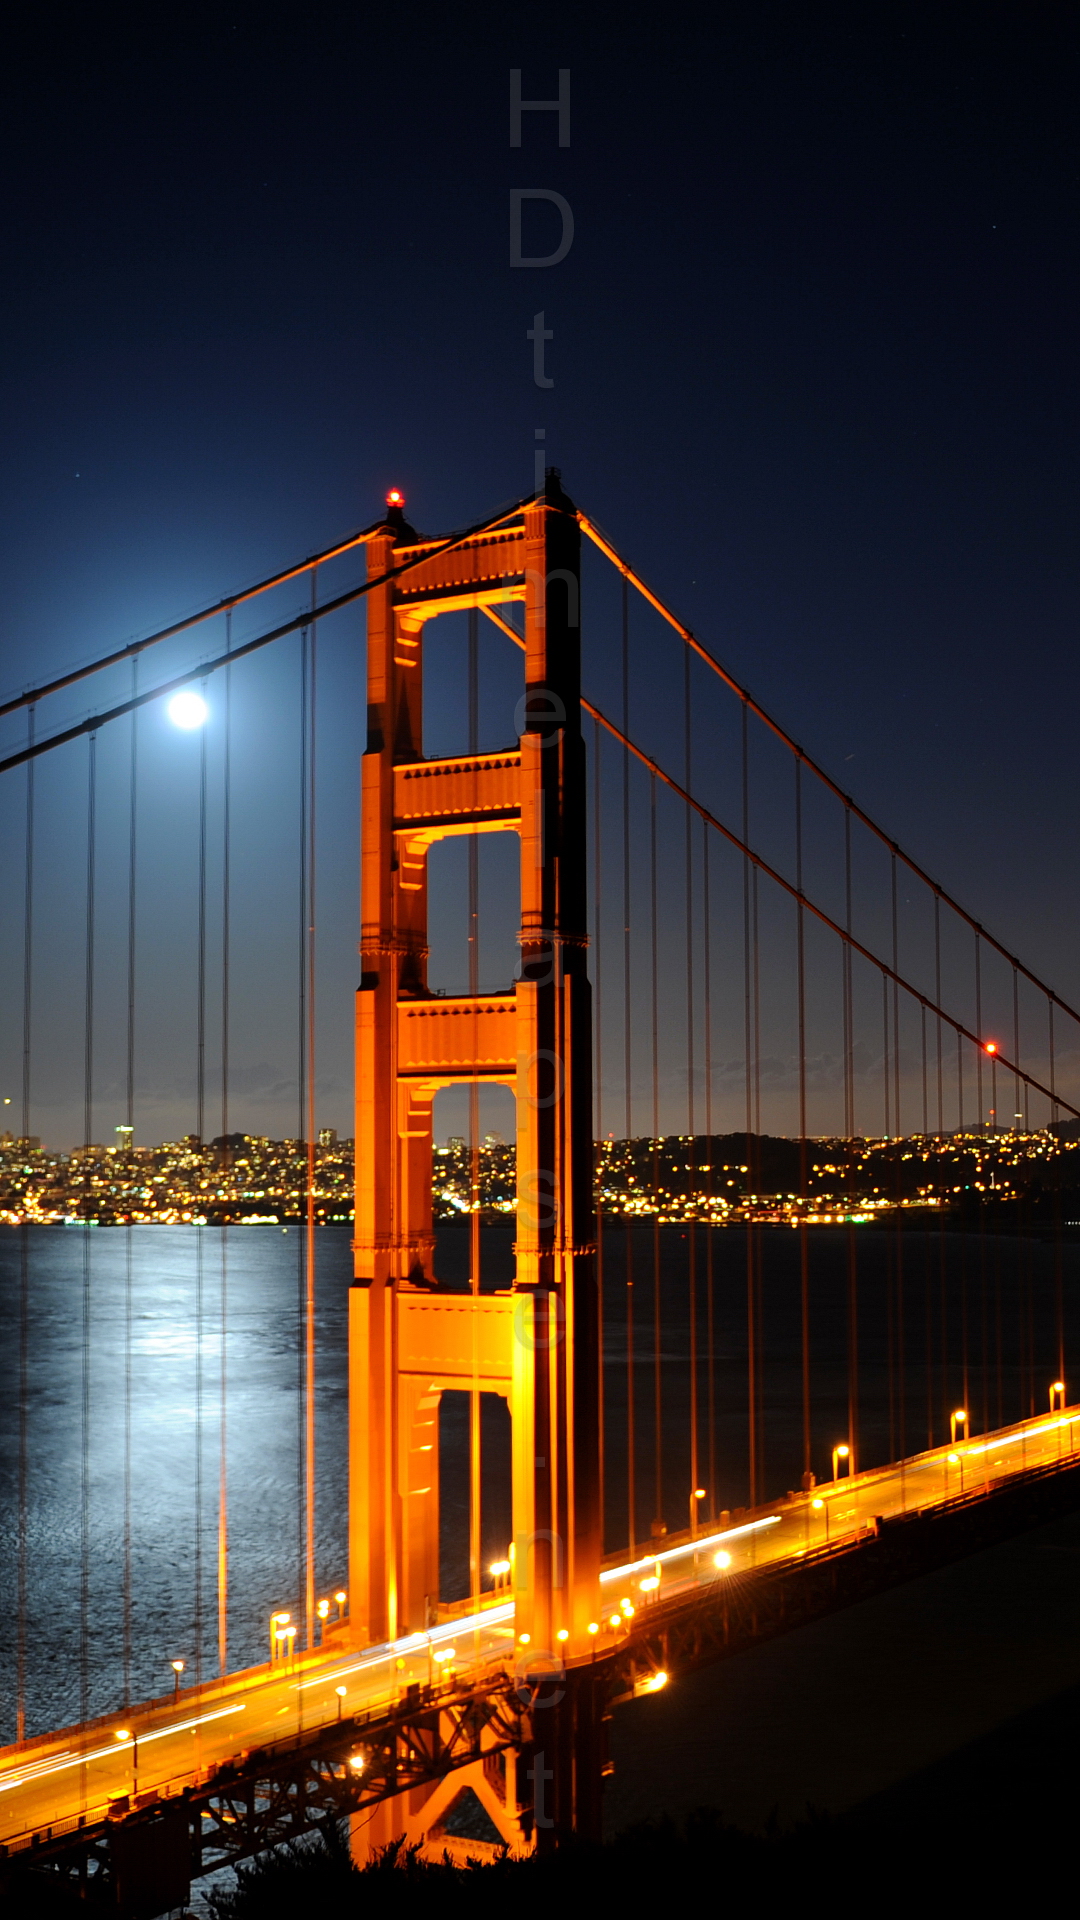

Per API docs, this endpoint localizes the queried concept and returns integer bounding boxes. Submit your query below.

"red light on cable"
[386,488,405,508]
[984,1042,998,1055]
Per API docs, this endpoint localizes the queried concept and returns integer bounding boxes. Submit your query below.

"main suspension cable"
[0,501,536,777]
[580,695,1078,1119]
[0,523,390,722]
[577,511,1078,1025]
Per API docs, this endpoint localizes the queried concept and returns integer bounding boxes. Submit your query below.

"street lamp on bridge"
[115,1727,138,1797]
[831,1443,851,1482]
[689,1488,707,1537]
[1050,1381,1066,1414]
[950,1408,968,1446]
[170,1659,184,1703]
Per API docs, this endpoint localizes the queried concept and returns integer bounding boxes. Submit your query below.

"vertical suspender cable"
[683,645,698,1513]
[1011,966,1020,1134]
[935,897,944,1134]
[621,578,635,1555]
[588,714,607,1536]
[975,940,990,1435]
[468,608,482,1609]
[924,1223,934,1448]
[16,707,34,1743]
[194,694,208,1683]
[882,973,891,1141]
[844,807,859,1469]
[752,864,764,1491]
[936,895,948,1433]
[843,810,854,1141]
[702,822,716,1516]
[795,758,811,1480]
[975,935,984,1129]
[123,668,138,1707]
[1049,996,1064,1382]
[742,702,758,1505]
[218,615,232,1673]
[80,734,97,1732]
[920,1008,928,1138]
[297,627,309,1636]
[891,855,901,1138]
[648,776,663,1529]
[890,855,905,1470]
[300,596,318,1649]
[592,715,605,1538]
[883,970,895,1457]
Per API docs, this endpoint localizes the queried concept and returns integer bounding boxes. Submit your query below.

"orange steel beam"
[577,509,1080,1025]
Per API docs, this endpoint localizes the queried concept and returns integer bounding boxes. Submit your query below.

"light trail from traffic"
[0,1402,1076,1854]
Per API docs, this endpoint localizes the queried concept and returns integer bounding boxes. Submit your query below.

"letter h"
[510,69,570,147]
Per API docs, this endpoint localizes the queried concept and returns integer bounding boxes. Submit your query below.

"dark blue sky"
[1,3,1077,1146]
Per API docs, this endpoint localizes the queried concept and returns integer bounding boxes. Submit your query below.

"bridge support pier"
[530,1664,606,1851]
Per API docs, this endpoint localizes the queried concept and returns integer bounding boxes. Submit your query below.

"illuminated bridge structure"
[2,474,1080,1909]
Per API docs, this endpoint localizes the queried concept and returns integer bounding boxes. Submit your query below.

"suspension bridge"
[1,473,1079,1911]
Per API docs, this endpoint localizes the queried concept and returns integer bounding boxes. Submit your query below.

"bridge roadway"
[1,1402,1077,1853]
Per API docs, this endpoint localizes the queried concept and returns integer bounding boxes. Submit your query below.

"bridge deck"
[2,1403,1077,1853]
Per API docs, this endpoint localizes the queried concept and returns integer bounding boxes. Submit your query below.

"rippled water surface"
[0,1219,1074,1742]
[0,1226,351,1738]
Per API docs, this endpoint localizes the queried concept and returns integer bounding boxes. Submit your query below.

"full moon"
[167,689,209,729]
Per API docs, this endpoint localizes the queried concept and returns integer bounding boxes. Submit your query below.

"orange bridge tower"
[350,473,601,1848]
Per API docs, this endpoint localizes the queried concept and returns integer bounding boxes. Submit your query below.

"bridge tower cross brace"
[350,476,601,1704]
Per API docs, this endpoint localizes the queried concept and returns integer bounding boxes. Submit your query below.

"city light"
[167,689,208,730]
[3,1124,1078,1232]
[714,1550,732,1570]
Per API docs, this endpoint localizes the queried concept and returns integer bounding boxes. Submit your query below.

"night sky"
[1,4,1077,1147]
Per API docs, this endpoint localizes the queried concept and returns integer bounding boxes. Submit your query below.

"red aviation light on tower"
[386,488,405,509]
